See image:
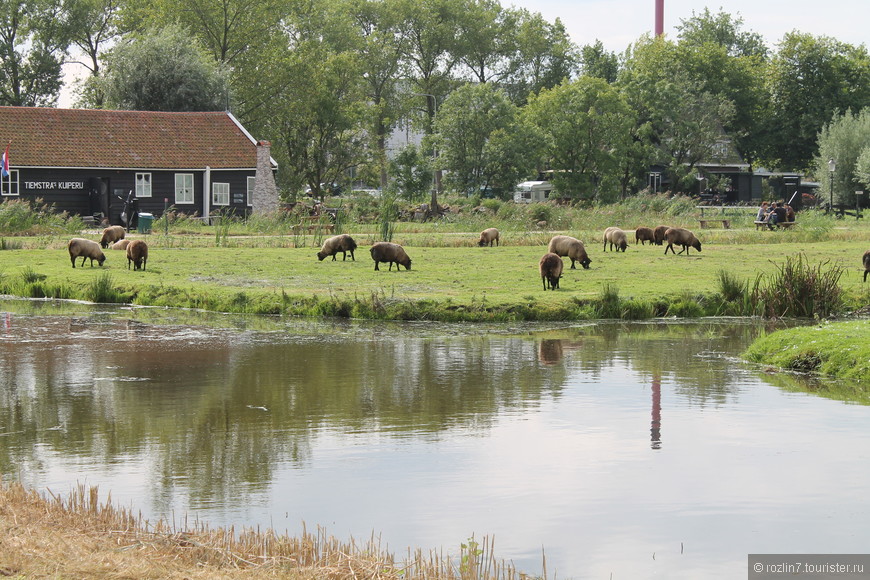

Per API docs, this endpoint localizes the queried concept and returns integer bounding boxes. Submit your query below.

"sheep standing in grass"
[478,228,500,247]
[653,225,670,246]
[370,242,411,271]
[317,234,358,261]
[664,227,702,255]
[547,235,591,270]
[99,225,126,248]
[864,250,870,282]
[111,239,130,250]
[68,238,105,268]
[635,227,655,245]
[539,252,563,290]
[126,239,148,270]
[603,227,628,252]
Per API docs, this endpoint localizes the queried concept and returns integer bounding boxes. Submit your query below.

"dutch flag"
[1,143,9,178]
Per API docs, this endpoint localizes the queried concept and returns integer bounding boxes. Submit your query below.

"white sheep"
[68,238,106,268]
[547,235,591,270]
[478,228,500,247]
[603,227,628,252]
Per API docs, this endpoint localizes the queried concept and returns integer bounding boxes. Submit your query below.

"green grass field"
[1,226,868,320]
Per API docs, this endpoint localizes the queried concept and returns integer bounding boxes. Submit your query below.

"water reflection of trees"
[0,314,570,503]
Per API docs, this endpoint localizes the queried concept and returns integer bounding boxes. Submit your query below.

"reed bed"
[0,482,539,579]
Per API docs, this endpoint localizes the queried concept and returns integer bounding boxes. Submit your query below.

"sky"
[506,0,869,54]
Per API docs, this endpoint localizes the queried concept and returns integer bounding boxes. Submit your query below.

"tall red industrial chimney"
[655,0,664,36]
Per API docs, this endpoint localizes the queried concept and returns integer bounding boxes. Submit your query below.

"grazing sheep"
[664,227,702,255]
[317,234,358,261]
[68,238,105,268]
[603,227,628,252]
[539,252,563,290]
[126,239,148,270]
[370,242,412,271]
[478,227,500,247]
[635,227,655,245]
[99,225,126,248]
[547,235,591,270]
[111,239,130,250]
[653,225,670,246]
[864,250,870,282]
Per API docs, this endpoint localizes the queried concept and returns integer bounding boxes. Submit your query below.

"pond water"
[1,299,869,579]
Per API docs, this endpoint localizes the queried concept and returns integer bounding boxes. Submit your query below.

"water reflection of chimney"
[651,374,662,450]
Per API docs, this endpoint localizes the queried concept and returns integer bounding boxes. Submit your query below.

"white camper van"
[513,180,554,203]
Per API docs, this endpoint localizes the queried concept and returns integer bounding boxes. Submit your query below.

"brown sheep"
[653,225,671,246]
[864,250,870,282]
[478,227,500,247]
[99,225,126,248]
[635,227,655,245]
[603,227,628,252]
[126,239,148,270]
[370,242,411,271]
[68,238,105,268]
[111,239,130,250]
[664,227,702,255]
[539,252,563,290]
[547,235,591,270]
[317,234,358,261]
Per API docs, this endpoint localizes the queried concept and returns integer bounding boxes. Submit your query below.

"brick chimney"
[252,140,279,214]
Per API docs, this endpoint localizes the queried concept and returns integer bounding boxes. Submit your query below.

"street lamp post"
[828,158,836,214]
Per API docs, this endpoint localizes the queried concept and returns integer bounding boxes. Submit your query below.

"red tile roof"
[0,107,267,170]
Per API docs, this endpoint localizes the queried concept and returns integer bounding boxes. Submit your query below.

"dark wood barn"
[0,107,276,225]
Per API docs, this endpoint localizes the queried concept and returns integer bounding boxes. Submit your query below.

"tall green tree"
[431,82,540,197]
[815,107,870,207]
[579,40,618,83]
[619,36,735,193]
[0,0,70,106]
[66,0,122,107]
[675,8,767,58]
[454,0,517,84]
[93,24,229,111]
[763,33,870,171]
[525,76,632,201]
[343,0,409,189]
[506,10,577,104]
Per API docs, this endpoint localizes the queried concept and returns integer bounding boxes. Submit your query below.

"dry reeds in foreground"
[0,482,539,579]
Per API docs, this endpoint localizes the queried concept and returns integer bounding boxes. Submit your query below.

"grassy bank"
[0,233,868,321]
[0,482,526,579]
[0,231,870,321]
[743,319,870,384]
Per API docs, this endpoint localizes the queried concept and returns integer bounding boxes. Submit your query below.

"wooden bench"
[755,221,796,230]
[699,218,730,229]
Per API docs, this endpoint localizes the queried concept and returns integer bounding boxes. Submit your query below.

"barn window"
[212,182,230,206]
[135,173,152,198]
[247,176,255,206]
[175,173,194,204]
[1,170,19,196]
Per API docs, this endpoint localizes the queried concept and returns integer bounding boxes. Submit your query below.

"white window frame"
[175,173,194,204]
[135,172,152,198]
[247,175,257,207]
[247,176,255,206]
[212,182,230,206]
[1,170,19,196]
